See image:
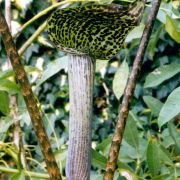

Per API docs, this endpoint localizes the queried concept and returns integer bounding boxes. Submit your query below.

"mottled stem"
[66,54,94,180]
[104,0,162,179]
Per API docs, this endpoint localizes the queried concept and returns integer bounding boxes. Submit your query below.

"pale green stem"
[0,166,49,179]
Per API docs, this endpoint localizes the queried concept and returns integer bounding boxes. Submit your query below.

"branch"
[0,9,62,180]
[18,21,47,56]
[104,0,162,179]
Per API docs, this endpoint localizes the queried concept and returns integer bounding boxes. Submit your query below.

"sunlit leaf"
[118,169,138,180]
[125,23,144,43]
[144,63,180,88]
[158,87,180,127]
[11,171,25,180]
[36,56,68,86]
[0,69,15,80]
[165,15,180,43]
[0,79,20,94]
[96,60,108,72]
[113,60,129,99]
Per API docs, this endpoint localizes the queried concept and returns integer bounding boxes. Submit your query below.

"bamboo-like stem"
[104,0,162,179]
[66,54,94,180]
[0,9,62,180]
[0,166,49,179]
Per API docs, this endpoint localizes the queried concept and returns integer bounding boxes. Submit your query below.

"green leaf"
[165,15,180,43]
[36,56,68,86]
[148,25,163,59]
[158,143,173,165]
[0,117,13,133]
[96,136,111,155]
[0,91,10,115]
[144,63,180,88]
[0,69,14,80]
[143,96,163,116]
[168,122,180,152]
[146,138,161,176]
[113,60,129,99]
[11,171,25,180]
[95,60,108,72]
[158,87,180,127]
[24,65,41,74]
[125,23,145,43]
[124,112,139,151]
[92,149,106,170]
[0,79,20,94]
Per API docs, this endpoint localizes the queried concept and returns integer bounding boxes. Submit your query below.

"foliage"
[0,0,180,179]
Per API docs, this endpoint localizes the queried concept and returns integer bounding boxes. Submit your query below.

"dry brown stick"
[104,0,162,179]
[0,9,62,180]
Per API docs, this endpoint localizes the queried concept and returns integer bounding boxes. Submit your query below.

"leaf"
[165,15,180,43]
[120,140,139,161]
[124,113,139,151]
[144,63,180,88]
[0,91,10,115]
[36,56,68,86]
[146,138,161,176]
[24,65,41,74]
[168,122,180,152]
[113,60,129,99]
[0,66,40,81]
[97,0,113,4]
[95,60,108,72]
[96,136,111,155]
[125,23,145,43]
[143,96,163,116]
[158,143,173,165]
[158,87,180,127]
[0,117,13,133]
[92,149,107,170]
[0,69,14,80]
[118,169,138,180]
[0,79,20,94]
[11,171,25,180]
[148,25,163,59]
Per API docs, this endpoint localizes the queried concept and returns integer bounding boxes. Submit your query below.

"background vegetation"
[0,0,179,179]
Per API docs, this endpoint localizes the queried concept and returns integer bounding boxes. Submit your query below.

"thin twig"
[18,21,47,56]
[104,0,162,179]
[0,9,62,180]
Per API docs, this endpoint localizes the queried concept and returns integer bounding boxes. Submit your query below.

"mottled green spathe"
[47,0,145,60]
